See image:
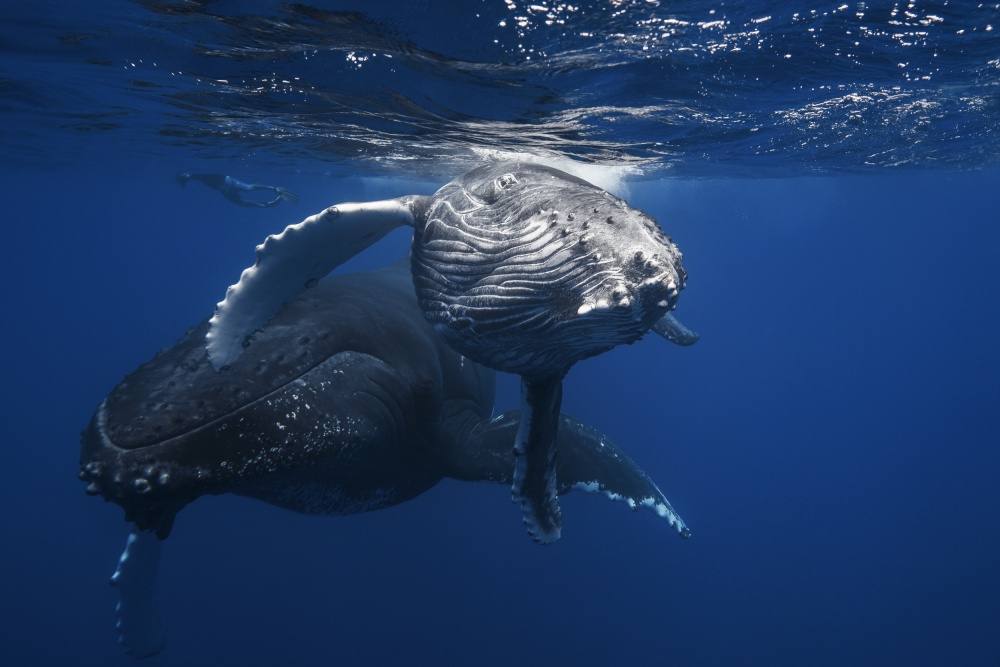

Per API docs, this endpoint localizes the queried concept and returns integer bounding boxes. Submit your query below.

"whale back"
[79,263,495,535]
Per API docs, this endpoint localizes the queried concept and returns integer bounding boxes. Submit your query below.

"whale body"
[80,261,689,657]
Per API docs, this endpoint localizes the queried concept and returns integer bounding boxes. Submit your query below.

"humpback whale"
[80,260,690,658]
[207,162,696,543]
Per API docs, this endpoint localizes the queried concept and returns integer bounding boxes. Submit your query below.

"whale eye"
[496,173,517,189]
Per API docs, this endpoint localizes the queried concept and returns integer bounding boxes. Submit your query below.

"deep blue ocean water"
[3,1,999,665]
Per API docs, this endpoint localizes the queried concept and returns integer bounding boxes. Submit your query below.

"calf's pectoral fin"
[207,197,423,370]
[511,376,564,544]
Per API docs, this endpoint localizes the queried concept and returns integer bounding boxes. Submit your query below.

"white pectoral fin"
[207,198,418,370]
[110,528,165,658]
[652,312,700,346]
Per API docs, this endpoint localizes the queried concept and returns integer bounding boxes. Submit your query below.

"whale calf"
[207,162,696,543]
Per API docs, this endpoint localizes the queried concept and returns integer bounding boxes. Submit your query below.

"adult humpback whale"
[207,162,697,543]
[80,260,690,658]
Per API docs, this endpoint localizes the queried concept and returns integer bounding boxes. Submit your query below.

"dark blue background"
[3,161,998,665]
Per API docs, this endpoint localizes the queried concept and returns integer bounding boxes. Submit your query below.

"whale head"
[411,162,687,377]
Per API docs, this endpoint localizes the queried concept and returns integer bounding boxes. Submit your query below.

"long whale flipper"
[110,528,165,658]
[206,197,425,370]
[456,411,690,538]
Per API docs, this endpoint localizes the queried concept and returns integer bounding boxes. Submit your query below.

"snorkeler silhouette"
[176,173,299,208]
